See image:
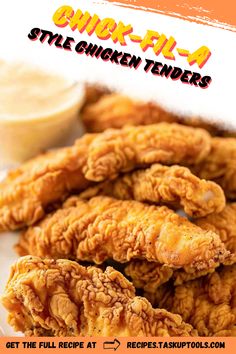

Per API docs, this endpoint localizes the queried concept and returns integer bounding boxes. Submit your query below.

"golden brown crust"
[81,84,112,115]
[193,137,236,199]
[174,201,236,282]
[0,123,211,231]
[79,164,225,217]
[124,260,218,293]
[83,123,211,181]
[17,196,228,269]
[196,203,236,263]
[154,265,236,336]
[81,93,179,132]
[172,267,216,286]
[125,261,174,292]
[81,92,226,135]
[125,204,236,292]
[0,135,95,231]
[1,256,197,337]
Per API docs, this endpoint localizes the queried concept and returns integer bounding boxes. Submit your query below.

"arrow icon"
[103,339,120,350]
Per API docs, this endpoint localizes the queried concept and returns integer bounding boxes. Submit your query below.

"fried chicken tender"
[0,123,210,231]
[81,84,112,114]
[0,135,95,231]
[84,123,211,181]
[172,267,217,285]
[126,204,236,292]
[125,261,174,293]
[125,260,218,294]
[153,265,236,336]
[17,196,228,270]
[163,202,236,283]
[193,137,236,199]
[1,256,197,337]
[196,203,236,263]
[79,164,225,217]
[81,93,179,132]
[81,92,223,135]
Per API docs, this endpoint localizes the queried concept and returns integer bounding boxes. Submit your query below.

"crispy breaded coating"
[126,261,213,291]
[0,123,211,231]
[81,93,179,132]
[154,265,236,336]
[174,205,236,282]
[125,260,218,294]
[125,261,174,292]
[1,256,197,337]
[172,267,217,286]
[84,123,211,181]
[0,135,95,231]
[79,164,225,217]
[193,137,236,199]
[196,203,236,263]
[81,92,224,135]
[81,84,112,114]
[126,204,236,291]
[17,196,228,270]
[144,282,173,310]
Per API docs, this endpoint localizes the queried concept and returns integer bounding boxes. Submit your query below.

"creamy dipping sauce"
[0,61,83,167]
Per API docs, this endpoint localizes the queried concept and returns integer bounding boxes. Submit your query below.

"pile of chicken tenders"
[1,85,236,337]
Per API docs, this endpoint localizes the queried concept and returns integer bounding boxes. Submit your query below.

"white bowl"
[0,61,84,168]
